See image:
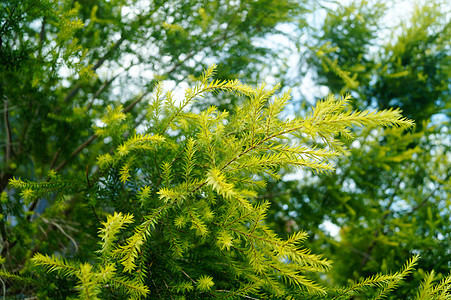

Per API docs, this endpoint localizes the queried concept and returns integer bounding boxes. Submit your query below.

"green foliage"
[268,123,451,298]
[1,0,450,299]
[286,1,450,298]
[371,2,451,122]
[308,0,385,95]
[32,253,149,299]
[0,0,305,269]
[9,66,446,299]
[308,0,450,123]
[415,271,451,300]
[330,254,419,299]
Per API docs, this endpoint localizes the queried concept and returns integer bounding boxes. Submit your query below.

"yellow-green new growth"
[32,252,148,299]
[98,212,134,256]
[415,270,451,300]
[332,254,419,299]
[304,94,413,146]
[117,133,165,157]
[23,66,417,299]
[196,275,215,291]
[95,105,127,137]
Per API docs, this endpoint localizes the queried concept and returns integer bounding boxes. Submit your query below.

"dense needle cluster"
[8,66,450,299]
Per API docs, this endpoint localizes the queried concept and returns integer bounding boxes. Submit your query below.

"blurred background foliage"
[0,0,449,298]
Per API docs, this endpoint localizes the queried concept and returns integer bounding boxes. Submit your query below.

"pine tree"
[2,0,450,298]
[6,66,450,298]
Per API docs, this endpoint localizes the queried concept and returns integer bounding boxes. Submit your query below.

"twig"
[42,218,79,252]
[91,205,100,222]
[180,268,196,284]
[39,17,46,45]
[162,279,174,300]
[3,97,13,162]
[85,164,91,187]
[63,82,82,104]
[407,172,451,216]
[0,276,5,300]
[123,90,152,114]
[86,74,119,110]
[166,32,235,76]
[38,17,47,58]
[49,149,61,170]
[54,134,98,172]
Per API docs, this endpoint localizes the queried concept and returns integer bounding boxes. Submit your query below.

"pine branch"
[370,255,419,299]
[23,67,422,299]
[0,269,34,284]
[98,212,134,256]
[416,271,451,300]
[161,65,255,135]
[333,255,419,299]
[114,204,169,273]
[31,253,79,278]
[415,271,436,300]
[110,276,150,299]
[76,263,101,300]
[432,273,451,299]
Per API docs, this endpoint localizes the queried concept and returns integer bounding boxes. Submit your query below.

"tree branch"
[3,97,13,162]
[54,134,97,172]
[86,74,119,110]
[0,98,14,253]
[407,172,451,216]
[63,35,126,103]
[166,32,236,76]
[49,149,61,170]
[123,90,152,114]
[39,17,46,45]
